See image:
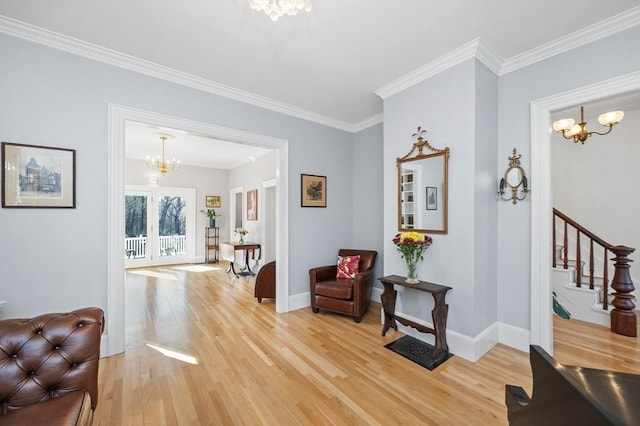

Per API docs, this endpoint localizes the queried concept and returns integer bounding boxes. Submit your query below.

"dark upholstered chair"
[0,307,104,426]
[255,260,276,303]
[309,249,378,323]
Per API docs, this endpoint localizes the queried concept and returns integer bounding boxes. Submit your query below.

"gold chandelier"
[552,105,624,144]
[248,0,312,21]
[146,134,180,174]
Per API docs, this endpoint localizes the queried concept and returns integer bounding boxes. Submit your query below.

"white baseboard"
[497,322,531,353]
[289,291,311,312]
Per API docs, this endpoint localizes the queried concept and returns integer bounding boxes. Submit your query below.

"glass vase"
[239,235,245,244]
[405,259,419,284]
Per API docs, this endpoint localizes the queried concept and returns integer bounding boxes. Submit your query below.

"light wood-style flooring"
[95,263,639,425]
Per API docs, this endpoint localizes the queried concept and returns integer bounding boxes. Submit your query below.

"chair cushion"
[336,255,360,279]
[315,280,354,300]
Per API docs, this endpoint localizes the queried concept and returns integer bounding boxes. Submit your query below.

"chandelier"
[146,134,180,174]
[552,105,624,144]
[248,0,312,21]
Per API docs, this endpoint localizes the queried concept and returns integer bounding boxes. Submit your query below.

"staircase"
[552,255,613,327]
[552,208,637,336]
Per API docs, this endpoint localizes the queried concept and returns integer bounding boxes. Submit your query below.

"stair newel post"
[610,245,636,337]
[602,248,609,311]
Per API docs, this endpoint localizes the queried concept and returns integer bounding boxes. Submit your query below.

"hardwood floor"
[95,264,639,425]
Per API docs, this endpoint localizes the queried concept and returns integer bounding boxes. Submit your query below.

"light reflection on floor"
[145,342,198,365]
[127,270,179,280]
[171,264,222,273]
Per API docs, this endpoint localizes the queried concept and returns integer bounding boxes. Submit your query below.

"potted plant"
[201,208,220,227]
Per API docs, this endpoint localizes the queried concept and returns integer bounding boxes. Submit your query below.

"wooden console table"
[220,242,261,278]
[379,275,452,367]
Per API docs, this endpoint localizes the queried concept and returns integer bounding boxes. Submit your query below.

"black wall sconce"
[498,148,529,205]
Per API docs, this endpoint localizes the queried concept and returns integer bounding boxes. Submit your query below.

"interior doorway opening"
[108,104,290,357]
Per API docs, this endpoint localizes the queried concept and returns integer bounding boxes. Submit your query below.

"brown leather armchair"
[309,249,378,323]
[254,260,276,303]
[0,307,104,426]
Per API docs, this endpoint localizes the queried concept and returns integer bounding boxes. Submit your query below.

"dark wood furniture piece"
[506,345,640,425]
[309,249,378,323]
[204,226,219,264]
[220,241,261,278]
[379,275,452,367]
[254,260,276,303]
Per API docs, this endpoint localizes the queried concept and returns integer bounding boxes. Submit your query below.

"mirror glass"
[398,150,449,234]
[506,167,522,187]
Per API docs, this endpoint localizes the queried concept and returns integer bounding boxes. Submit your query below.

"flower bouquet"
[392,231,433,284]
[235,227,249,244]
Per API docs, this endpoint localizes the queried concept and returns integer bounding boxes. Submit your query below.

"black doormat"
[385,335,453,371]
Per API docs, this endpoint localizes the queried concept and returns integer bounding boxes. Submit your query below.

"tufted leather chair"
[309,249,378,323]
[0,307,104,426]
[254,260,276,303]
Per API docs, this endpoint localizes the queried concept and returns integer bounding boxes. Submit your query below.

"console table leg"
[431,292,449,357]
[381,284,398,336]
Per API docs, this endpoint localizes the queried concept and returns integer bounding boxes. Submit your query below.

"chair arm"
[353,268,374,287]
[309,265,337,284]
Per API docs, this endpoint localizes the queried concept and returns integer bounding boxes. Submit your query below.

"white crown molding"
[352,113,383,133]
[0,15,354,132]
[376,38,488,100]
[501,6,640,75]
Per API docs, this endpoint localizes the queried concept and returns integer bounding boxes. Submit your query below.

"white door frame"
[262,178,277,262]
[108,104,290,356]
[529,71,640,354]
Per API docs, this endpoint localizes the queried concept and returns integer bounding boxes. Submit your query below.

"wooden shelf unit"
[205,227,220,263]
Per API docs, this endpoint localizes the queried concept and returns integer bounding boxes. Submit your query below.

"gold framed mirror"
[397,127,450,234]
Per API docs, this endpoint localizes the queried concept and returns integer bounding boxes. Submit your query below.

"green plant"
[200,208,219,219]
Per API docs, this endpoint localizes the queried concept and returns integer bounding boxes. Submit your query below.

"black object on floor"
[385,335,453,371]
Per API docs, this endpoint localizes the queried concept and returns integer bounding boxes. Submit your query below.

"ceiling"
[0,1,638,168]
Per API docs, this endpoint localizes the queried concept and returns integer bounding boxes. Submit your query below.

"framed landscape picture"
[301,174,326,207]
[205,195,221,208]
[2,142,76,208]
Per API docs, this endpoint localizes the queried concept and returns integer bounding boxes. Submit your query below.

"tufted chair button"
[12,354,18,358]
[36,330,43,335]
[29,370,36,376]
[77,322,84,328]
[54,345,60,351]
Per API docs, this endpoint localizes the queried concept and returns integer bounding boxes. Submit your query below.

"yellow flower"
[399,232,425,244]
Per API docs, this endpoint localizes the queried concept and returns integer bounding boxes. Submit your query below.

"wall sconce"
[498,148,529,205]
[552,105,624,144]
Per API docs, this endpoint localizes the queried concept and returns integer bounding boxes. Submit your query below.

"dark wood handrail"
[552,208,636,337]
[552,208,614,250]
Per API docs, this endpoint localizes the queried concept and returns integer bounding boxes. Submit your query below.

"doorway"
[107,104,290,356]
[125,186,196,268]
[529,72,639,355]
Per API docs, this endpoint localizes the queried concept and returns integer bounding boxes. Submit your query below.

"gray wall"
[353,123,384,286]
[383,59,478,335]
[0,33,354,318]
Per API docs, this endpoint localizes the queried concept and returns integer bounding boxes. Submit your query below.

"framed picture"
[247,189,257,220]
[205,195,221,208]
[301,174,326,207]
[2,142,76,208]
[426,186,437,210]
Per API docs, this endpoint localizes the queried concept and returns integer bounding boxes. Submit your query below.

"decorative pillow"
[336,255,360,279]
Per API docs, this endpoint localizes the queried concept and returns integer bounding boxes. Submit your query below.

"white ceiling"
[0,1,638,168]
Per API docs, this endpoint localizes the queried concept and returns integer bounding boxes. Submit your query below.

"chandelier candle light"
[552,105,624,144]
[393,231,433,284]
[248,0,312,21]
[146,134,180,174]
